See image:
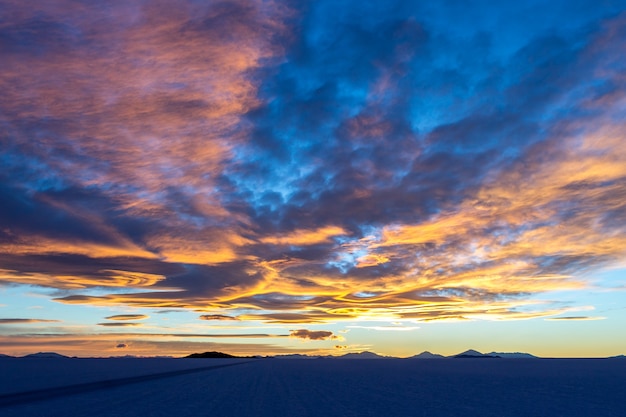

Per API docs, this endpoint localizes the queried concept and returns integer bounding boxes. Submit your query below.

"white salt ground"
[0,358,624,417]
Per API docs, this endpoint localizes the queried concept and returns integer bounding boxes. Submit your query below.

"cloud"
[0,1,625,336]
[240,312,347,324]
[0,255,171,290]
[0,318,60,324]
[199,315,239,321]
[260,226,346,246]
[97,323,143,327]
[0,0,289,276]
[289,329,338,341]
[115,343,128,349]
[545,316,606,321]
[104,314,149,321]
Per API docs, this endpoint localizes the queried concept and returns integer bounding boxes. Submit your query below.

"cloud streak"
[545,316,606,321]
[0,319,60,324]
[105,315,149,321]
[199,315,239,321]
[289,329,338,341]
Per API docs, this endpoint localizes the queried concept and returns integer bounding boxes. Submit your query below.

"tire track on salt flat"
[0,360,255,408]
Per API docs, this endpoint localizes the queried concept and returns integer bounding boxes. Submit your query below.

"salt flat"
[0,357,250,396]
[1,358,624,417]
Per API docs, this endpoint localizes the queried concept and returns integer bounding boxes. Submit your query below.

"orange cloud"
[260,226,346,246]
[0,269,165,290]
[355,254,390,268]
[0,0,290,278]
[0,237,156,260]
[239,312,344,324]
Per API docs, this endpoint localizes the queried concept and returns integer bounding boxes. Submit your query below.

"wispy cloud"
[0,318,60,324]
[199,315,239,321]
[545,316,606,321]
[289,329,339,341]
[104,314,149,321]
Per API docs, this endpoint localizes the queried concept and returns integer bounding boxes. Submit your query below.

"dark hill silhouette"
[452,349,500,359]
[339,351,385,359]
[408,351,446,359]
[22,352,69,359]
[184,351,250,359]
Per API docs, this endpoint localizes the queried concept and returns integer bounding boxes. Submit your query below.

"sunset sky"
[1,0,625,358]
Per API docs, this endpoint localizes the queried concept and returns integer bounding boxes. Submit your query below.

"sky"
[1,0,626,358]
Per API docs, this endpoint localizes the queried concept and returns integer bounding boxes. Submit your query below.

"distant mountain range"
[410,350,538,359]
[2,350,624,359]
[339,351,387,359]
[249,349,538,359]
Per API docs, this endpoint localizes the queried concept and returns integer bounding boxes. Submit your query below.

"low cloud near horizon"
[0,319,60,324]
[290,329,338,341]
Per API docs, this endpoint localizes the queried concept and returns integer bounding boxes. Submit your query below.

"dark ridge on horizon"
[408,351,446,359]
[21,352,70,359]
[454,354,500,359]
[184,351,256,359]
